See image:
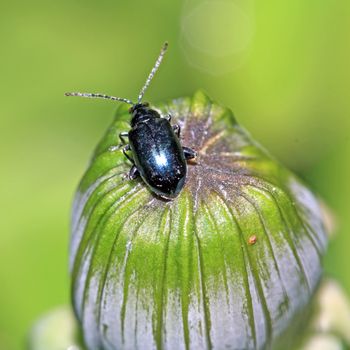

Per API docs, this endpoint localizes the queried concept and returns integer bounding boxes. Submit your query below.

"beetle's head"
[129,102,150,127]
[129,102,161,127]
[129,102,149,115]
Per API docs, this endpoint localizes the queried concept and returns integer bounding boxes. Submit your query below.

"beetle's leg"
[119,131,129,145]
[122,144,135,164]
[128,165,140,180]
[172,124,181,137]
[164,113,172,122]
[183,146,197,160]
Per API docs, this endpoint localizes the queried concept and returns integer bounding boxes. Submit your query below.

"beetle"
[65,42,197,199]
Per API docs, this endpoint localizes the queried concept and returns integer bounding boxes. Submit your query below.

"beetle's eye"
[128,107,133,113]
[143,102,149,107]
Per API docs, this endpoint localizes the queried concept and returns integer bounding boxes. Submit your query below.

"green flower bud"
[70,91,328,349]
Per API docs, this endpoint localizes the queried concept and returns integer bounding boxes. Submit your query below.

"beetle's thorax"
[129,103,161,127]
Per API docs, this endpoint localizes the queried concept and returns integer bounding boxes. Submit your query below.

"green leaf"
[70,91,328,349]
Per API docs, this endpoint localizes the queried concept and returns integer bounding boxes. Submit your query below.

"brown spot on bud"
[248,235,257,245]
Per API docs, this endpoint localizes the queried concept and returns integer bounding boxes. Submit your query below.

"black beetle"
[66,42,197,199]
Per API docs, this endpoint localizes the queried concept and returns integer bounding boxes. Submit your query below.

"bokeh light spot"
[180,0,254,74]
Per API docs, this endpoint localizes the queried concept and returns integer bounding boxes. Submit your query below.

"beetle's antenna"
[137,42,168,103]
[65,92,134,105]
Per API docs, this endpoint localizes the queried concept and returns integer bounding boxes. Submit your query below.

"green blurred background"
[0,0,349,349]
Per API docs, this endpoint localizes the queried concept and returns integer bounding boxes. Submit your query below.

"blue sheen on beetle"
[127,103,196,198]
[65,42,197,199]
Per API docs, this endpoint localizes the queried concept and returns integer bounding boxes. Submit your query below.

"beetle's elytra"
[66,42,197,199]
